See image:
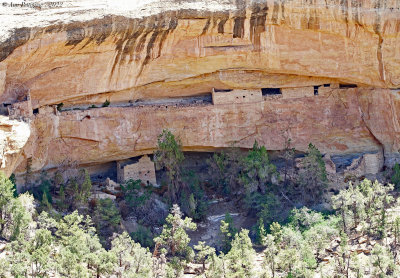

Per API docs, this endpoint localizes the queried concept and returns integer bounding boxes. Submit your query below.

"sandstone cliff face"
[0,116,30,177]
[0,0,399,177]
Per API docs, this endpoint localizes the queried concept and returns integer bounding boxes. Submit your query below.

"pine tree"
[220,213,237,253]
[41,191,52,212]
[80,169,92,202]
[110,232,153,278]
[0,172,15,234]
[154,204,196,259]
[240,141,277,210]
[392,163,400,189]
[225,229,256,277]
[298,143,328,203]
[194,241,216,273]
[154,129,184,203]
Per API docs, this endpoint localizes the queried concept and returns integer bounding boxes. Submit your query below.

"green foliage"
[392,163,400,190]
[220,213,237,253]
[56,102,64,111]
[121,179,151,207]
[2,193,34,241]
[154,129,185,203]
[102,99,110,107]
[130,224,154,248]
[80,169,92,202]
[298,143,328,203]
[332,179,394,236]
[254,218,267,245]
[288,207,324,232]
[241,141,278,209]
[181,170,208,221]
[208,147,243,195]
[371,244,397,277]
[9,174,18,198]
[0,172,16,231]
[194,241,215,272]
[154,204,196,260]
[225,229,256,277]
[256,192,281,227]
[95,198,121,233]
[111,232,153,277]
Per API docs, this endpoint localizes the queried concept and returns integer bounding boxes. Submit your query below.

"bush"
[130,225,154,248]
[392,163,400,190]
[120,179,151,207]
[102,99,110,107]
[181,170,208,221]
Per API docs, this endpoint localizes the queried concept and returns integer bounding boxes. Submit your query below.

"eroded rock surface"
[0,116,30,176]
[0,0,399,178]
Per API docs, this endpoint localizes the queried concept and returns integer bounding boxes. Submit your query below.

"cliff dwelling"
[117,155,157,185]
[1,1,400,275]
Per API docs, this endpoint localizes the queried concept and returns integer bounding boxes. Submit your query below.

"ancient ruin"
[0,0,397,185]
[117,155,157,185]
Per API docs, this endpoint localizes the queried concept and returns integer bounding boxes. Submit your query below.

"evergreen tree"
[240,141,277,211]
[225,229,256,277]
[263,234,278,278]
[194,241,216,272]
[110,232,153,278]
[371,244,397,277]
[392,163,400,190]
[154,204,196,259]
[220,213,237,253]
[0,172,15,234]
[298,143,328,203]
[80,169,92,203]
[154,129,184,203]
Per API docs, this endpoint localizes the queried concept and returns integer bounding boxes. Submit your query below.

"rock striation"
[0,0,399,180]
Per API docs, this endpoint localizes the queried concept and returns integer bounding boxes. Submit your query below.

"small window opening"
[261,88,281,95]
[3,103,11,107]
[314,86,319,95]
[33,108,39,114]
[339,84,357,88]
[146,181,150,186]
[214,89,232,93]
[243,96,245,98]
[323,84,330,87]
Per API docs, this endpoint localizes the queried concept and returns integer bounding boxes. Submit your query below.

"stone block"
[212,88,262,105]
[281,87,314,99]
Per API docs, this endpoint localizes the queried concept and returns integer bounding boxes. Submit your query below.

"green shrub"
[121,179,151,207]
[102,99,110,107]
[130,225,154,248]
[56,103,64,111]
[392,163,400,189]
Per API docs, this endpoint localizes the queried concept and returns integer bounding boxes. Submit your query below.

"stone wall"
[281,87,314,99]
[117,155,157,185]
[8,98,32,120]
[345,151,384,177]
[212,88,262,105]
